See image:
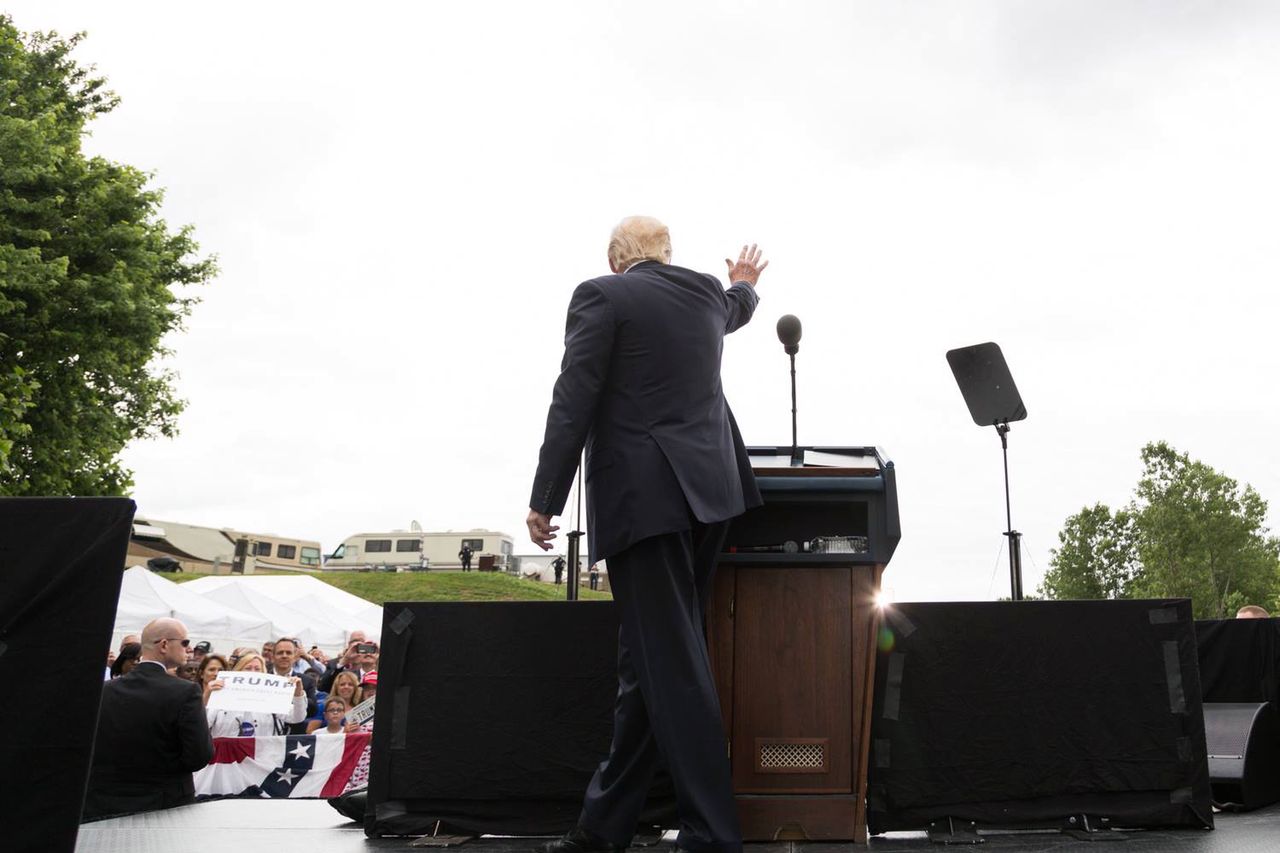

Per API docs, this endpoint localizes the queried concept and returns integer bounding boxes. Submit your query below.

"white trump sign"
[346,695,375,726]
[206,671,295,715]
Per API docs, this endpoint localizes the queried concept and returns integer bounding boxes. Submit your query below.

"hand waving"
[725,243,768,287]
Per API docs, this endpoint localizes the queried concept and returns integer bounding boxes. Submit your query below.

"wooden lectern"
[707,446,900,843]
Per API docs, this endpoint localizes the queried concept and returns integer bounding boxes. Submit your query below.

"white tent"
[194,582,349,650]
[287,593,384,640]
[112,566,274,654]
[182,575,382,646]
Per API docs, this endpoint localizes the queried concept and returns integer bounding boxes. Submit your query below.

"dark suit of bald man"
[82,661,213,820]
[530,259,761,853]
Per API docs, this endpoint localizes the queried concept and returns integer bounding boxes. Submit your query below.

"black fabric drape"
[1195,617,1280,704]
[867,599,1213,833]
[0,497,135,853]
[366,601,675,837]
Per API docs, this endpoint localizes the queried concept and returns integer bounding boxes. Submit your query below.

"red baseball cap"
[361,670,378,687]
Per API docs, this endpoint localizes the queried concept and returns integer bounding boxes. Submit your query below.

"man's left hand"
[724,243,769,287]
[527,509,559,550]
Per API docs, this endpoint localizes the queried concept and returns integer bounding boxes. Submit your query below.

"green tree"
[0,17,215,493]
[1041,503,1140,601]
[1039,442,1280,618]
[1130,442,1280,619]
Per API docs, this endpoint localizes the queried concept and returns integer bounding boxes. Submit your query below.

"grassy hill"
[156,569,611,605]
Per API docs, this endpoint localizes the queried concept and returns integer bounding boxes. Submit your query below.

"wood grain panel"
[851,564,883,841]
[737,794,863,841]
[730,567,853,793]
[707,566,736,742]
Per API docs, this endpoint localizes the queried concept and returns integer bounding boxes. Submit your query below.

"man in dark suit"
[269,636,318,734]
[528,216,767,853]
[318,632,377,692]
[83,618,214,821]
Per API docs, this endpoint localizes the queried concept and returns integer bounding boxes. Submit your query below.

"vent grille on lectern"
[758,739,827,772]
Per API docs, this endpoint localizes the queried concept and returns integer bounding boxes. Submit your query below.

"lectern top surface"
[751,448,880,476]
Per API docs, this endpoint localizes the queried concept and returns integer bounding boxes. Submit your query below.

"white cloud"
[8,1,1280,599]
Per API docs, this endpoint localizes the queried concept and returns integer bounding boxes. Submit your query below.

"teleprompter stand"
[946,342,1028,601]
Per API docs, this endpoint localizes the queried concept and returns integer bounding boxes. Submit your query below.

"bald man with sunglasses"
[83,618,214,821]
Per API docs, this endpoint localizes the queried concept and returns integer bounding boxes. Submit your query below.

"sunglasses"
[156,637,191,647]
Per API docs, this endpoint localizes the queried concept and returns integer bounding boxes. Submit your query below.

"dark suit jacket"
[83,662,214,821]
[318,660,369,693]
[318,659,341,693]
[531,261,762,562]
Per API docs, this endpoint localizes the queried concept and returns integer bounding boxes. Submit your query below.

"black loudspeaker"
[365,601,675,838]
[0,497,135,853]
[1205,702,1280,810]
[868,600,1214,835]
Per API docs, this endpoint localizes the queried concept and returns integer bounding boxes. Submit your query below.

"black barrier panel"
[867,599,1213,834]
[1195,618,1280,705]
[0,497,135,853]
[365,601,675,837]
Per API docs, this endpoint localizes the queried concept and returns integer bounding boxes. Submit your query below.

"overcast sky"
[10,1,1280,601]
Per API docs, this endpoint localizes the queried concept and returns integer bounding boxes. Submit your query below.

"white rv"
[324,528,515,571]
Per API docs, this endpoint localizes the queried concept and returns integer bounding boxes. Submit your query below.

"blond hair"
[232,652,266,671]
[607,216,671,272]
[331,669,364,706]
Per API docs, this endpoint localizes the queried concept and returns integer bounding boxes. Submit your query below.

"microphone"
[776,314,802,354]
[776,315,802,463]
[727,541,800,554]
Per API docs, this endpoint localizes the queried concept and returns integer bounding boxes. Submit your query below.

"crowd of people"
[85,618,380,821]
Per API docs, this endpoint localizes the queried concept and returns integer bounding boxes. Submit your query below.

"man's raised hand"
[725,243,768,287]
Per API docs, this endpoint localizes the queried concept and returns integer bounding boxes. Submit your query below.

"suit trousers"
[579,519,740,853]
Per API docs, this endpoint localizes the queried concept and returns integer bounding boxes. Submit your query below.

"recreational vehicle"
[130,517,322,574]
[324,529,515,571]
[231,531,324,571]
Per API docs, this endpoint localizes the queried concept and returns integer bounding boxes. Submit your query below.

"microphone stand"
[998,421,1023,601]
[788,349,801,466]
[566,454,584,601]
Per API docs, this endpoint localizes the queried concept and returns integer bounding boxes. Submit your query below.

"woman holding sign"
[205,651,307,737]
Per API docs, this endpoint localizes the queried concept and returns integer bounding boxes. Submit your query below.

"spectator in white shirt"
[205,651,306,737]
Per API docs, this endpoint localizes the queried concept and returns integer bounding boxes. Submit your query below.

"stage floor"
[75,799,1280,853]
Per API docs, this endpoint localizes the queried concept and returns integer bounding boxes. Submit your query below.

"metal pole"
[566,454,584,601]
[566,533,582,601]
[789,351,799,463]
[998,422,1023,601]
[1009,531,1024,600]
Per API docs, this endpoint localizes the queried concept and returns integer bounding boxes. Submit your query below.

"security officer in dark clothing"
[83,618,214,821]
